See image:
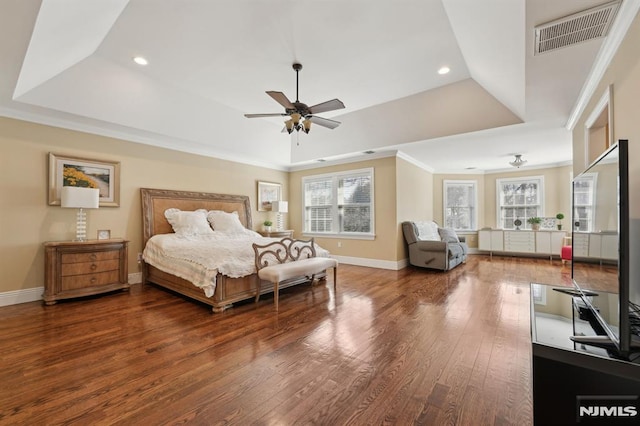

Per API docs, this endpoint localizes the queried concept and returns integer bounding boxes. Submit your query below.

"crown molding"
[566,1,640,130]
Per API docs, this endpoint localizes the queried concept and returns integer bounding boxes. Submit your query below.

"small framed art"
[48,153,121,207]
[257,181,281,211]
[97,230,111,240]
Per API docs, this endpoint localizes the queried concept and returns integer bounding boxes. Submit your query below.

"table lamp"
[271,200,288,231]
[61,186,100,241]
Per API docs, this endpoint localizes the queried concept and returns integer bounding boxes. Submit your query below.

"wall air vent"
[534,0,621,55]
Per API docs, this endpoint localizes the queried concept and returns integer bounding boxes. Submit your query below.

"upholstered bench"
[252,238,338,311]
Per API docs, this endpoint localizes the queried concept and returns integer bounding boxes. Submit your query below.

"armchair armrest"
[414,240,447,251]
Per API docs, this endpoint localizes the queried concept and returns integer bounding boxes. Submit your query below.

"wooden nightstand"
[43,239,129,305]
[258,229,294,238]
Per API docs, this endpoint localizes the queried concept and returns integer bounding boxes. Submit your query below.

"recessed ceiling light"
[133,56,148,66]
[363,150,375,154]
[438,66,450,75]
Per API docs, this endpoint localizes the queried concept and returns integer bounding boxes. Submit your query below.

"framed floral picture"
[48,153,121,207]
[257,181,281,211]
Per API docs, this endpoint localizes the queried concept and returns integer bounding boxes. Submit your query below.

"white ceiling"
[0,0,630,172]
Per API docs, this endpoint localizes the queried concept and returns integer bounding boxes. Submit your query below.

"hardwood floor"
[0,255,615,425]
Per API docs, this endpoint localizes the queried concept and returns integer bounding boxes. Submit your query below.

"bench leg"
[255,279,262,303]
[274,281,279,311]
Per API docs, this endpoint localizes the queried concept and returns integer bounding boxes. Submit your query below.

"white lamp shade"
[271,201,288,213]
[61,186,100,209]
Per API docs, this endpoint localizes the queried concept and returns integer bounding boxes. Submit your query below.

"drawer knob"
[90,277,97,284]
[90,254,98,260]
[90,264,97,271]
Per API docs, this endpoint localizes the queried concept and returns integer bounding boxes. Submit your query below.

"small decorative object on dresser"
[262,220,273,232]
[527,216,542,231]
[97,229,111,240]
[555,213,564,230]
[43,239,129,305]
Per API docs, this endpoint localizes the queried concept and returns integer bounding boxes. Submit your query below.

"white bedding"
[142,231,329,298]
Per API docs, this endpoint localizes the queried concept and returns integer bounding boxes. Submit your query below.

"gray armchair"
[402,221,468,271]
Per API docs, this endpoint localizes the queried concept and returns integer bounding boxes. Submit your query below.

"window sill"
[302,232,376,241]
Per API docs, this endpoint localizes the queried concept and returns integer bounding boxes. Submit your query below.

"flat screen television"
[570,139,640,361]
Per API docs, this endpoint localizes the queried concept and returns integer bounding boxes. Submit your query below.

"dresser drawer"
[61,270,121,291]
[61,259,120,276]
[61,250,119,264]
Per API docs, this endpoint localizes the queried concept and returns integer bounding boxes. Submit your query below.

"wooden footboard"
[145,264,313,313]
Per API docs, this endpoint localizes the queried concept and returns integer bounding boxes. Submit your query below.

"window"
[303,168,374,237]
[443,180,477,230]
[496,176,544,229]
[573,173,597,232]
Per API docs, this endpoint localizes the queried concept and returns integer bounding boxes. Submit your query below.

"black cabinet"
[530,283,640,425]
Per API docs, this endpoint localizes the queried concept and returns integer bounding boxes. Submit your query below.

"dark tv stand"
[531,284,640,425]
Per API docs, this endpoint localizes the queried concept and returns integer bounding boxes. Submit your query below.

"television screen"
[571,139,636,359]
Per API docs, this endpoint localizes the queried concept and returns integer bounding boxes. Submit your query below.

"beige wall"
[396,157,433,259]
[482,165,573,229]
[288,156,399,262]
[432,165,572,231]
[0,117,288,293]
[571,11,640,301]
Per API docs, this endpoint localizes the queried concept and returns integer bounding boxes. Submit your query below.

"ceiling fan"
[244,63,345,134]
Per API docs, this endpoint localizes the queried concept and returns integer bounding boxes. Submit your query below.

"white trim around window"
[302,167,375,239]
[443,180,477,231]
[496,175,545,230]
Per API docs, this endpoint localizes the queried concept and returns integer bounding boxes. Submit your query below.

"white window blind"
[303,168,374,237]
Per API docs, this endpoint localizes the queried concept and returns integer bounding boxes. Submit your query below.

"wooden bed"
[140,188,310,312]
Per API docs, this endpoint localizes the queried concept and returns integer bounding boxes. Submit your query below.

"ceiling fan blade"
[266,91,294,109]
[308,115,341,129]
[244,113,287,118]
[308,99,345,114]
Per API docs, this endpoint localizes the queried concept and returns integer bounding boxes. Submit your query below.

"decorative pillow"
[164,208,214,237]
[415,221,440,241]
[207,210,246,234]
[438,227,460,243]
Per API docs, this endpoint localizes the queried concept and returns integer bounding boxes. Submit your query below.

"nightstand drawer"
[61,250,119,264]
[61,259,120,276]
[62,270,120,290]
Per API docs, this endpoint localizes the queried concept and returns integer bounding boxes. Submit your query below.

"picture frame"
[48,153,120,207]
[257,181,281,211]
[97,229,111,240]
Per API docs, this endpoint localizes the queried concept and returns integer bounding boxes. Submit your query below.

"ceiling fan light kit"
[245,63,345,135]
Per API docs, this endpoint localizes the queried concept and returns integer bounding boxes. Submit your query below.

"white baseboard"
[0,287,43,307]
[0,273,143,307]
[332,255,408,270]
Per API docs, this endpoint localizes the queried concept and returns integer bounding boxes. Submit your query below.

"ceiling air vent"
[534,0,621,55]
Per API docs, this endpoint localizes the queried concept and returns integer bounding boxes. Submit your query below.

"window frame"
[573,172,598,233]
[495,175,545,230]
[301,167,375,240]
[443,179,478,231]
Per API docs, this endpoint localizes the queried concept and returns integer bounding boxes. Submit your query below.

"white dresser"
[478,230,566,259]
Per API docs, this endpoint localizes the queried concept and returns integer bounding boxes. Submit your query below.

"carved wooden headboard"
[140,188,253,246]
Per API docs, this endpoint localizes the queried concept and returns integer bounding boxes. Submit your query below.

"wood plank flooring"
[0,255,616,425]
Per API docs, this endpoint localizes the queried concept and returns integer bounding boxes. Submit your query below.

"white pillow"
[207,210,246,234]
[415,221,440,241]
[164,208,214,237]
